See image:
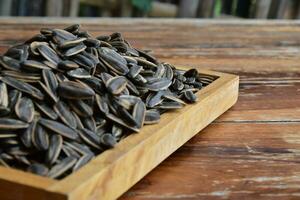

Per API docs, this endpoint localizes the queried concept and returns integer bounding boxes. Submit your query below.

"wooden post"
[148,2,178,18]
[198,0,216,18]
[69,0,80,17]
[0,0,12,16]
[282,0,297,19]
[177,0,200,18]
[296,1,300,19]
[254,0,272,18]
[268,0,288,19]
[121,0,132,17]
[276,0,288,19]
[46,0,63,16]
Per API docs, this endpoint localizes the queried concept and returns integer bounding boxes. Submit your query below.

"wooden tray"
[0,69,239,200]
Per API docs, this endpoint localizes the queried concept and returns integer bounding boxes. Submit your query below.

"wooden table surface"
[0,18,300,200]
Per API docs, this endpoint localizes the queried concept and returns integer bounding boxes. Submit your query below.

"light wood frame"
[0,69,239,200]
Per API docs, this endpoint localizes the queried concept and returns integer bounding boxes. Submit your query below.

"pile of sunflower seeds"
[0,24,216,179]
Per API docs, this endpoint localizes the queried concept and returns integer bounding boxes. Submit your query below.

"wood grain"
[0,18,299,199]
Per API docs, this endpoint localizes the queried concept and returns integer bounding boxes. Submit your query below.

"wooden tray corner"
[0,69,239,200]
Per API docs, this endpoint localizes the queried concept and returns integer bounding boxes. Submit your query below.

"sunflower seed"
[21,60,50,71]
[46,134,63,165]
[58,81,95,99]
[132,101,146,129]
[145,91,165,108]
[2,70,40,82]
[0,82,8,108]
[0,158,9,167]
[60,38,86,49]
[33,124,49,151]
[145,78,172,91]
[39,81,58,103]
[78,128,102,150]
[0,118,29,130]
[81,117,96,132]
[156,101,183,109]
[64,24,80,34]
[69,100,93,117]
[54,101,77,129]
[163,94,186,105]
[37,43,60,65]
[0,56,21,71]
[1,76,44,100]
[58,60,79,70]
[67,68,91,79]
[15,97,34,123]
[100,133,116,148]
[27,163,49,176]
[111,124,123,139]
[184,90,198,103]
[0,24,216,179]
[64,44,86,57]
[48,156,77,178]
[106,76,127,95]
[95,94,109,114]
[42,69,58,95]
[72,154,93,172]
[35,101,58,120]
[98,47,129,75]
[144,110,160,124]
[39,118,78,140]
[20,121,36,148]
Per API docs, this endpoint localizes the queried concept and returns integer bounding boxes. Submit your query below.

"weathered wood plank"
[121,123,300,199]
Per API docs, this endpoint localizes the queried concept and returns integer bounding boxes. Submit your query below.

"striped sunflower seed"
[0,24,216,179]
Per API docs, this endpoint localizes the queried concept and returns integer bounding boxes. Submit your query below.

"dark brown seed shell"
[33,124,49,151]
[0,118,29,130]
[21,60,50,71]
[42,69,58,95]
[37,44,60,65]
[78,128,102,150]
[106,76,127,95]
[15,97,35,123]
[100,133,116,148]
[0,56,21,71]
[184,90,198,103]
[72,154,93,172]
[144,110,160,124]
[69,100,93,117]
[132,101,146,129]
[39,118,78,140]
[1,76,44,100]
[46,134,63,165]
[145,78,172,91]
[35,102,58,120]
[20,121,36,148]
[67,68,91,79]
[48,156,77,178]
[58,81,95,99]
[27,163,49,176]
[54,101,77,129]
[39,81,58,103]
[64,44,86,57]
[58,60,79,70]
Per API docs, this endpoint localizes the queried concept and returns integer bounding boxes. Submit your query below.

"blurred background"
[0,0,299,19]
